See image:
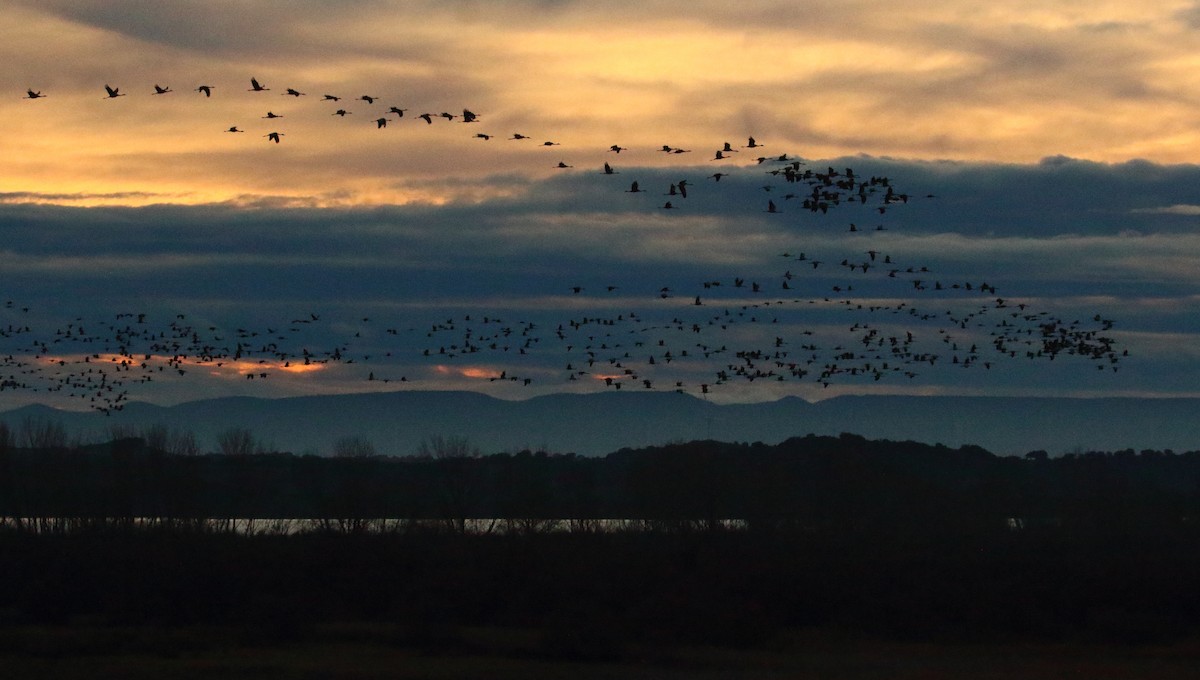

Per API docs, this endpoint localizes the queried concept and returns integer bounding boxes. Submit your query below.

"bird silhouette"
[152,84,172,95]
[360,95,377,104]
[24,89,44,99]
[225,126,244,133]
[248,77,269,92]
[461,109,478,122]
[103,84,125,99]
[375,117,388,129]
[418,113,433,124]
[388,106,407,117]
[195,85,214,97]
[284,88,305,97]
[264,132,284,143]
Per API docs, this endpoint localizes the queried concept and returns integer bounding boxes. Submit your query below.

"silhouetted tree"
[20,416,66,449]
[332,435,376,458]
[216,427,257,456]
[419,435,485,533]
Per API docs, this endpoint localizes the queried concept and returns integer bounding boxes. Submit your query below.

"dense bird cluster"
[9,80,1125,412]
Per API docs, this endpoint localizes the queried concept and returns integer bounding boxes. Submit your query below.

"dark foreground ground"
[5,624,1200,679]
[4,437,1200,676]
[2,526,1199,678]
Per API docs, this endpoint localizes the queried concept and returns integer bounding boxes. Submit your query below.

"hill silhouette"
[2,391,1199,456]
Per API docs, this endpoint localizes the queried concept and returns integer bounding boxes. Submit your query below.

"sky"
[2,0,1200,413]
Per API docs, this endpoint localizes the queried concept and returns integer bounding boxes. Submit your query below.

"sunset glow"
[0,0,1198,414]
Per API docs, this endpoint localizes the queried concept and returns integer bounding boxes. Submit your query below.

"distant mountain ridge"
[2,391,1197,457]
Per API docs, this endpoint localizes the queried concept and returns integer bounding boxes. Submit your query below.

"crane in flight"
[195,85,214,97]
[103,84,126,99]
[25,89,45,99]
[248,77,269,92]
[152,84,172,95]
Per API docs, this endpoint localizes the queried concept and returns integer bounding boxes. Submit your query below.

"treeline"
[2,429,1199,535]
[2,430,1200,653]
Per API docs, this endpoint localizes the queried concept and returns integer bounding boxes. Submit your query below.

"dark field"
[5,624,1200,679]
[2,433,1199,674]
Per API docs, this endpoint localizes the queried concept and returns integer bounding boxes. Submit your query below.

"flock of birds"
[26,78,490,145]
[6,79,1126,413]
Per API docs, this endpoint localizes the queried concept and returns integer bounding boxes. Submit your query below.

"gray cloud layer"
[0,156,1195,409]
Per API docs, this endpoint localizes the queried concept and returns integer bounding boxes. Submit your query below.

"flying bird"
[195,85,214,97]
[103,84,125,99]
[264,132,284,143]
[284,88,305,97]
[461,109,478,122]
[322,94,341,101]
[248,77,268,92]
[24,89,44,99]
[360,95,377,104]
[388,106,407,117]
[418,113,433,124]
[225,126,244,133]
[152,84,172,94]
[375,117,388,129]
